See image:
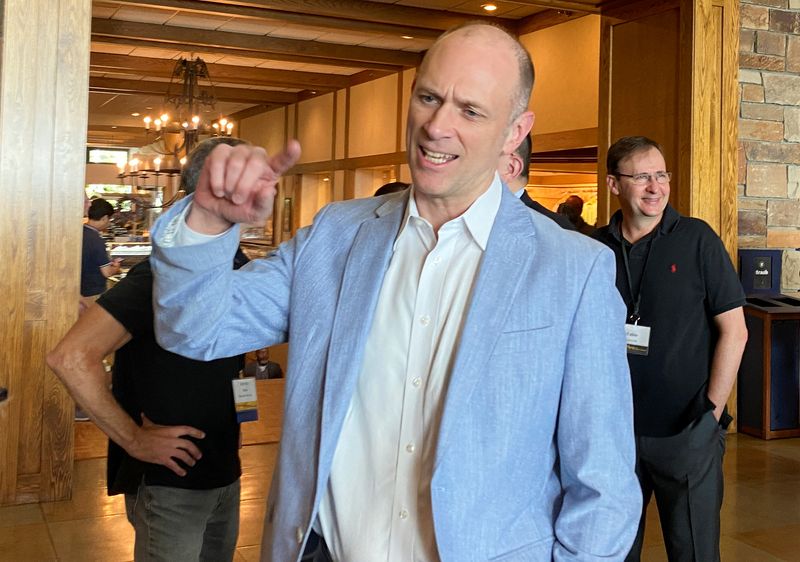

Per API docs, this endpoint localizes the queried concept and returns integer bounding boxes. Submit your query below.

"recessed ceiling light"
[111,126,117,129]
[131,112,140,117]
[481,3,498,11]
[401,35,414,40]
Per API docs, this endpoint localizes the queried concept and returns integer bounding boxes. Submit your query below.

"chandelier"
[121,57,235,177]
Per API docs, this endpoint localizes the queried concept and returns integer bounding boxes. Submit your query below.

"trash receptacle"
[738,294,800,439]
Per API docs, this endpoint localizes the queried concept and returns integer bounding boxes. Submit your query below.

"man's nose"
[423,106,454,139]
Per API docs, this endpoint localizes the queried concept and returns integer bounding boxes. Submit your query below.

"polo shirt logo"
[670,264,677,273]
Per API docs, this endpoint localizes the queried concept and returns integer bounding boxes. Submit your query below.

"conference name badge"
[625,323,651,356]
[232,376,259,423]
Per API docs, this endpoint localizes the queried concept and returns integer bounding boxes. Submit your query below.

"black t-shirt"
[97,259,242,494]
[81,225,110,297]
[594,206,746,437]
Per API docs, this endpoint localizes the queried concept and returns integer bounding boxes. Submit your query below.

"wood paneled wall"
[0,0,91,505]
[598,0,740,425]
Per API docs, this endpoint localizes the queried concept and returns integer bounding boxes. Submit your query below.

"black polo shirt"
[97,259,242,494]
[594,205,745,437]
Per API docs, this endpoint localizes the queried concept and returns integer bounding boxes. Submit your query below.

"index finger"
[268,140,301,177]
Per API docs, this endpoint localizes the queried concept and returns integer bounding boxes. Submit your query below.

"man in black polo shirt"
[595,136,748,562]
[48,137,249,562]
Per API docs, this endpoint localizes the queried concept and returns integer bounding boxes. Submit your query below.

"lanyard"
[620,235,654,324]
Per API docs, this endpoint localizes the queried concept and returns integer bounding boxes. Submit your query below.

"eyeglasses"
[616,171,672,185]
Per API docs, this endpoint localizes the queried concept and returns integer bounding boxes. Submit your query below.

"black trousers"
[625,411,728,562]
[300,530,333,562]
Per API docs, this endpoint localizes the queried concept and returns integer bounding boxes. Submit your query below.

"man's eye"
[420,94,437,104]
[464,108,480,118]
[634,174,650,182]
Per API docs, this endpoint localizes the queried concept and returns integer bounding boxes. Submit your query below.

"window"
[86,147,130,166]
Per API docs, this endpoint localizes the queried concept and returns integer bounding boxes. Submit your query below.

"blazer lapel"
[317,195,407,478]
[434,190,537,467]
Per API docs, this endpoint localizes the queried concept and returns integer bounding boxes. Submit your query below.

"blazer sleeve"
[553,247,642,561]
[149,195,314,361]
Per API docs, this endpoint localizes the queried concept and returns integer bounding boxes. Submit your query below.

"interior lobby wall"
[520,15,601,136]
[348,74,399,158]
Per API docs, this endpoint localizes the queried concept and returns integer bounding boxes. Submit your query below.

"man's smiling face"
[405,26,533,215]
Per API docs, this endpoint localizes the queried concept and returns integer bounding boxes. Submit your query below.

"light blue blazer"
[151,187,641,561]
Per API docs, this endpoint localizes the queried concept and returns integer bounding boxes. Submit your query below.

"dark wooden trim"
[89,76,299,104]
[90,52,350,91]
[92,36,404,72]
[91,18,422,68]
[290,151,407,175]
[517,10,590,35]
[110,0,444,39]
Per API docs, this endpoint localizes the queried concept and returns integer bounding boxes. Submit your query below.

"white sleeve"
[159,202,231,247]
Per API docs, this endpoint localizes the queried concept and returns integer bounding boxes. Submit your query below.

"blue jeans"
[125,479,240,562]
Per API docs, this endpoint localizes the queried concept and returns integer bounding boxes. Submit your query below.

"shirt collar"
[608,204,681,243]
[396,173,502,251]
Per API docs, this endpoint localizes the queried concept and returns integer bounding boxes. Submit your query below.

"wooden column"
[0,0,91,505]
[598,0,740,426]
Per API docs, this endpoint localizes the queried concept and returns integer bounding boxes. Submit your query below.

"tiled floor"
[2,434,800,561]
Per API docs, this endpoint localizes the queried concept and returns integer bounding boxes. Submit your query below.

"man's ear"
[507,152,524,182]
[607,175,620,196]
[503,111,535,155]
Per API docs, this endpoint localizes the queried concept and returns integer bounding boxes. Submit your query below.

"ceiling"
[88,0,604,147]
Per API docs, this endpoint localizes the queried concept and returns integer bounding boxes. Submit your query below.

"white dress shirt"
[318,176,502,562]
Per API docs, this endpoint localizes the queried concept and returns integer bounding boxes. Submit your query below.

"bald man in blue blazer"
[150,23,640,562]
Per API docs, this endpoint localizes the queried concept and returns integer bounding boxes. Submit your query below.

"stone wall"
[739,0,800,292]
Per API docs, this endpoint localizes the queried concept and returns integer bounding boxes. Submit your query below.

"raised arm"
[47,305,205,476]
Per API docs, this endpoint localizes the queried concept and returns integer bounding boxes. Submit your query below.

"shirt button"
[399,509,409,520]
[406,442,415,453]
[420,315,430,326]
[432,255,442,264]
[412,377,422,388]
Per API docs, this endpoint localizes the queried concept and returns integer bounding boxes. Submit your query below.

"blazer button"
[296,526,304,544]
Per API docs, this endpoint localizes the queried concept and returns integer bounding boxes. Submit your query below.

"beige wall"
[297,94,335,164]
[85,163,121,185]
[348,74,399,157]
[239,107,287,155]
[521,15,601,136]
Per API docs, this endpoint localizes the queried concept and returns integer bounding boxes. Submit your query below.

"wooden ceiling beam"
[93,36,404,71]
[107,0,443,39]
[206,0,496,32]
[90,52,350,91]
[504,0,600,13]
[91,18,422,68]
[89,76,299,104]
[517,9,588,35]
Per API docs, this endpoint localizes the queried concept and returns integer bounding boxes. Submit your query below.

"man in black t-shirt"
[595,136,748,562]
[48,137,249,562]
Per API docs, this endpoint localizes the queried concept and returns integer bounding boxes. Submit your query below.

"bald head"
[424,23,534,121]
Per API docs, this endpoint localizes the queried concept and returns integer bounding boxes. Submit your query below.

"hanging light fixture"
[123,57,234,177]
